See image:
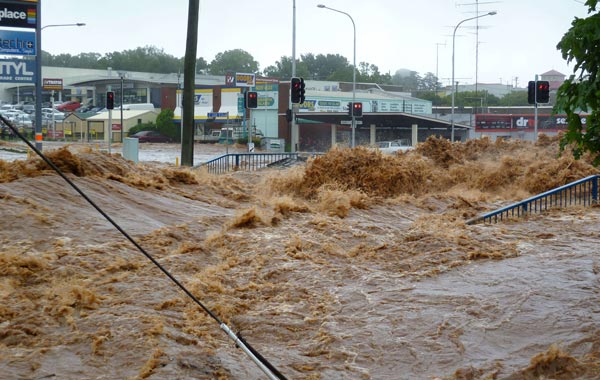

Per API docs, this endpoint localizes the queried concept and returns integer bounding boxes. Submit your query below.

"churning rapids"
[0,136,599,380]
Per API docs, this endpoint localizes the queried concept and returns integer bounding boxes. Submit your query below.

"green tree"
[263,56,310,79]
[303,53,350,80]
[555,0,600,164]
[416,91,445,106]
[156,109,178,141]
[419,72,441,91]
[357,62,392,84]
[391,69,420,91]
[196,57,208,73]
[498,90,529,106]
[98,46,183,73]
[208,49,259,75]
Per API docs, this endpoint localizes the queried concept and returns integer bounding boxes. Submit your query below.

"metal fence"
[200,152,299,174]
[467,175,599,225]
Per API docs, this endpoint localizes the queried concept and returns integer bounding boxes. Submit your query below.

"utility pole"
[181,0,200,166]
[291,0,298,152]
[435,42,446,93]
[456,0,499,94]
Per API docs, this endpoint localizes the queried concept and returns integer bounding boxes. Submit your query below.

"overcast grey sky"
[41,0,590,88]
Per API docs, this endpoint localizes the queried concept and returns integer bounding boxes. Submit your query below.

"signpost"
[207,112,229,118]
[0,29,35,55]
[0,1,39,146]
[231,72,256,152]
[0,58,35,82]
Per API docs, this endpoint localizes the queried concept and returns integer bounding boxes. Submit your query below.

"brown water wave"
[0,137,599,379]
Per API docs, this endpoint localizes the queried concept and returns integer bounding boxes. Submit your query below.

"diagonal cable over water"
[0,114,287,380]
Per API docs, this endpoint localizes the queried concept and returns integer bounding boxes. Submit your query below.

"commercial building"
[0,66,468,150]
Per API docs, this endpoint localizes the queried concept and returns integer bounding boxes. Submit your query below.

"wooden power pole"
[181,0,200,166]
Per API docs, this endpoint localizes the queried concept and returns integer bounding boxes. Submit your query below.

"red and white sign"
[475,114,588,132]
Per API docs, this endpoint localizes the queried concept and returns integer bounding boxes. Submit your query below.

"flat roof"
[297,112,472,130]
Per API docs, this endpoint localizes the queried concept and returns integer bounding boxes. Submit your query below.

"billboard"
[0,29,35,55]
[234,72,255,87]
[0,58,34,83]
[475,114,589,132]
[43,78,63,90]
[0,1,37,29]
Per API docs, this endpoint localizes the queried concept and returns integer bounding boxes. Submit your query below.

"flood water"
[0,136,598,379]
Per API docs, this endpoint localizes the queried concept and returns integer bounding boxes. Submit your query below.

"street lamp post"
[451,11,496,142]
[317,4,356,148]
[41,23,86,30]
[35,21,86,150]
[118,71,127,143]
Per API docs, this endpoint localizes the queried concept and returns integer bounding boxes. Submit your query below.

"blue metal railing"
[467,175,599,225]
[199,152,299,174]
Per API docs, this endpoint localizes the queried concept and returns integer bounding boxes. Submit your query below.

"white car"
[373,140,413,154]
[42,108,65,120]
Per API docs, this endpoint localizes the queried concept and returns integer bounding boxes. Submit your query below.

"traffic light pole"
[534,74,538,142]
[291,0,298,153]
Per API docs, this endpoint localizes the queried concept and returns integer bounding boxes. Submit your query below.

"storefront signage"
[0,1,37,29]
[235,72,255,87]
[0,29,35,55]
[475,114,588,132]
[43,78,63,90]
[0,58,34,83]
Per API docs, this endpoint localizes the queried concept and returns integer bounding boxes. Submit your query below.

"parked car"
[42,108,65,120]
[22,104,35,114]
[0,104,18,112]
[55,101,81,112]
[12,113,33,129]
[129,130,173,143]
[372,139,413,154]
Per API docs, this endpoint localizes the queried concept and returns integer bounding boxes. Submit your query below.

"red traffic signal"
[527,81,535,104]
[291,77,301,103]
[537,81,550,103]
[246,91,258,108]
[290,77,305,104]
[106,91,115,109]
[528,80,550,104]
[353,102,363,117]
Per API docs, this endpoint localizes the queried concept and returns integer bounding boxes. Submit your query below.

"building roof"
[86,110,157,121]
[541,69,565,77]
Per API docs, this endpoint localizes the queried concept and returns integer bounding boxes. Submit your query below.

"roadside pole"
[534,74,538,142]
[107,85,112,154]
[108,109,112,154]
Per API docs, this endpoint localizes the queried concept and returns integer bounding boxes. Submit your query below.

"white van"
[118,103,156,111]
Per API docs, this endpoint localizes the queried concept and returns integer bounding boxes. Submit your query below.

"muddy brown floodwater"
[0,136,599,380]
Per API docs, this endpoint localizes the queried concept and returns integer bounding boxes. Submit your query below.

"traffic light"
[246,91,258,108]
[347,102,353,116]
[291,77,306,104]
[291,77,301,103]
[299,78,305,104]
[106,91,114,109]
[527,81,535,105]
[537,81,550,103]
[353,102,363,117]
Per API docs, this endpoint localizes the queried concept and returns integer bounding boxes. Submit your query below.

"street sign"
[207,112,229,118]
[43,78,62,90]
[0,2,37,29]
[0,58,35,83]
[235,72,255,87]
[340,120,363,125]
[0,29,35,55]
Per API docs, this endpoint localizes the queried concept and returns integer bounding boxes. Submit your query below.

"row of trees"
[42,46,531,106]
[42,47,441,92]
